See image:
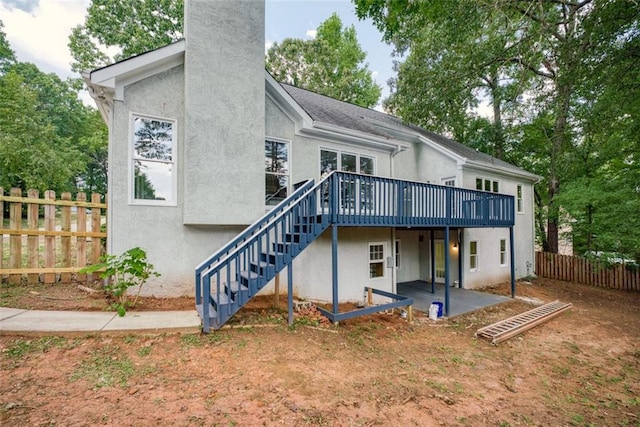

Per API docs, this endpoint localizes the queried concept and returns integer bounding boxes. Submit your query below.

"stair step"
[225,281,249,295]
[250,260,276,276]
[239,270,261,287]
[211,292,232,310]
[285,233,302,243]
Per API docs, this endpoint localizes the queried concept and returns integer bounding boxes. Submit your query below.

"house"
[85,0,540,330]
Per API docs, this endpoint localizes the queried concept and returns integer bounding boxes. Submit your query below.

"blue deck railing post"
[444,226,450,317]
[331,223,339,316]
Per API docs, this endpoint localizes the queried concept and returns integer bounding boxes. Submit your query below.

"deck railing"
[328,172,514,227]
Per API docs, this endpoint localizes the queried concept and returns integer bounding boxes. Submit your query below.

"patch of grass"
[552,365,570,376]
[424,379,449,394]
[70,347,135,388]
[3,336,71,359]
[136,345,152,357]
[180,333,203,349]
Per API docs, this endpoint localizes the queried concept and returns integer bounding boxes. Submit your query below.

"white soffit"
[90,40,186,100]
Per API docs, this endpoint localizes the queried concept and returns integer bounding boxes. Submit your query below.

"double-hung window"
[517,185,524,214]
[319,149,375,176]
[131,115,176,205]
[500,239,507,266]
[369,243,385,278]
[265,138,289,206]
[469,241,478,271]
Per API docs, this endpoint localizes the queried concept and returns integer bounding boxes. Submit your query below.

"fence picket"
[76,193,87,282]
[27,189,39,284]
[9,188,22,284]
[0,188,106,284]
[536,251,638,292]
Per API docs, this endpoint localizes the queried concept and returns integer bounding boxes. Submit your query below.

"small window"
[131,115,176,205]
[500,239,507,266]
[395,240,401,269]
[265,139,289,206]
[442,178,456,187]
[360,156,375,175]
[517,185,523,213]
[469,241,478,271]
[476,176,499,193]
[320,148,376,176]
[369,243,385,278]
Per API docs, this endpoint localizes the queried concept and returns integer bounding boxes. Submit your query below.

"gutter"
[304,121,411,153]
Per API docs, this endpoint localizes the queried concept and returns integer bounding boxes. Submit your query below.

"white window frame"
[368,242,386,279]
[442,177,456,187]
[516,185,524,214]
[469,240,478,272]
[475,177,500,193]
[264,137,291,206]
[319,147,376,176]
[500,239,507,266]
[129,113,177,206]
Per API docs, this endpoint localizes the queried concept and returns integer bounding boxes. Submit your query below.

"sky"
[0,0,396,108]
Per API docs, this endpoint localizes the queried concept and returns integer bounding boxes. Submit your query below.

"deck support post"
[274,273,280,308]
[430,229,435,294]
[332,223,339,315]
[457,229,463,289]
[509,226,516,298]
[287,264,294,326]
[444,226,450,317]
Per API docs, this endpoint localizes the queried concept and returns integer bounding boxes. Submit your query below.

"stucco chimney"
[183,0,266,224]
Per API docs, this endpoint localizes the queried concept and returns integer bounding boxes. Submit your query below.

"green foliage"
[69,0,184,72]
[81,247,160,316]
[355,0,640,255]
[0,70,84,192]
[0,19,15,68]
[266,13,381,108]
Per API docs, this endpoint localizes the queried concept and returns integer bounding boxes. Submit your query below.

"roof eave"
[305,121,411,152]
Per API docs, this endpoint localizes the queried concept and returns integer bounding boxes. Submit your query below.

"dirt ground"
[1,278,639,426]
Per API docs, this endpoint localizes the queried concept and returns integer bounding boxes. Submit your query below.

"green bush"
[81,247,160,316]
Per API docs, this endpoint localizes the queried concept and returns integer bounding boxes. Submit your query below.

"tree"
[266,13,381,108]
[0,19,15,68]
[355,0,639,254]
[0,70,83,192]
[69,0,183,73]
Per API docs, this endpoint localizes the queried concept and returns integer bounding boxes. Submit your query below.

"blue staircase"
[195,177,331,331]
[195,171,515,331]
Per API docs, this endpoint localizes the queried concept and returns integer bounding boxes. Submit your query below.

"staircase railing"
[195,179,314,306]
[197,174,333,331]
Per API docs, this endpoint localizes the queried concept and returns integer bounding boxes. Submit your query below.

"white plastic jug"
[429,303,439,320]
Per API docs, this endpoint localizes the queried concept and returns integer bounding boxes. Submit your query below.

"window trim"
[265,136,291,206]
[368,242,386,279]
[469,240,478,272]
[500,239,507,267]
[442,177,456,187]
[129,112,178,206]
[516,184,524,214]
[319,147,376,176]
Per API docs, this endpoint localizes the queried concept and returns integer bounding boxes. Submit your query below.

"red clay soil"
[1,278,639,426]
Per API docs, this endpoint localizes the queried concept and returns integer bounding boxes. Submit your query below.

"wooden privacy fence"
[535,251,640,291]
[0,187,107,284]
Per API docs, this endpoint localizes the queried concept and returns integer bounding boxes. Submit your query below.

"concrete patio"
[397,280,512,318]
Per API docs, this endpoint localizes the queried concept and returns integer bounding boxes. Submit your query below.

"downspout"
[390,145,404,293]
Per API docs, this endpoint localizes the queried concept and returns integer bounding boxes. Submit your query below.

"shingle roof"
[280,82,534,177]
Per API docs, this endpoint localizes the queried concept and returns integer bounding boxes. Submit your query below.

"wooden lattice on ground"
[475,300,572,345]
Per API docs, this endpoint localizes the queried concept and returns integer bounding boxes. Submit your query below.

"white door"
[435,241,446,280]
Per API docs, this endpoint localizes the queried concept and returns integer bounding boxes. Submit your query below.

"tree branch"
[509,57,556,79]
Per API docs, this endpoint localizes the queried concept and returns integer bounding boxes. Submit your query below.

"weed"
[136,346,152,357]
[424,379,448,394]
[80,247,160,316]
[4,336,69,359]
[180,333,203,349]
[570,413,585,425]
[552,365,570,376]
[70,347,135,388]
[123,335,138,344]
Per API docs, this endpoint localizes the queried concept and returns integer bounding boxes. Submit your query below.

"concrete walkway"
[0,307,201,335]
